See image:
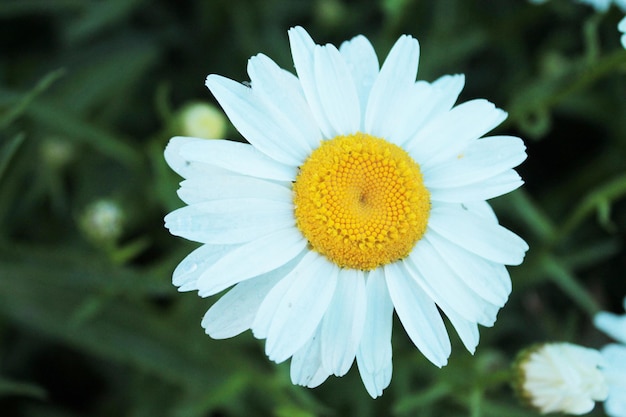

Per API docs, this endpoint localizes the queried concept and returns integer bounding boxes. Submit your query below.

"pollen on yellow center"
[293,132,430,271]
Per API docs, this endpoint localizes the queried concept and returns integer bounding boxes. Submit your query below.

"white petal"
[381,81,432,146]
[428,204,528,265]
[384,262,451,367]
[313,43,361,136]
[164,199,294,244]
[444,309,480,354]
[462,200,498,223]
[288,26,335,138]
[358,268,393,374]
[600,344,626,417]
[320,269,366,376]
[595,311,626,345]
[171,243,235,292]
[423,136,527,188]
[290,326,331,388]
[178,138,296,181]
[391,75,466,148]
[263,252,339,363]
[357,343,393,398]
[206,74,308,166]
[407,238,500,326]
[365,35,420,139]
[165,137,231,179]
[196,227,307,297]
[406,99,507,167]
[202,270,284,339]
[428,169,524,202]
[429,74,465,113]
[247,53,321,153]
[620,15,626,32]
[252,264,294,340]
[426,229,511,307]
[177,174,292,205]
[339,34,379,126]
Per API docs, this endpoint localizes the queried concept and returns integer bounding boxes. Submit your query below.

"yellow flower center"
[293,132,430,270]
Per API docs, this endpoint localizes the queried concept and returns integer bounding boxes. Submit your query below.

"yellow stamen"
[293,132,430,270]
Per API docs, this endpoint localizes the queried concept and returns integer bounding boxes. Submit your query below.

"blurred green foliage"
[1,0,625,416]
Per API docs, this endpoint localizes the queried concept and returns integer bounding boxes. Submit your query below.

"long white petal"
[171,243,235,292]
[426,229,511,307]
[202,271,284,339]
[392,75,466,148]
[358,268,393,374]
[406,99,507,166]
[423,136,527,188]
[339,35,379,127]
[178,138,296,181]
[206,74,308,166]
[444,309,480,354]
[291,326,331,388]
[320,269,366,376]
[247,53,321,153]
[407,238,500,326]
[264,253,339,363]
[365,35,420,140]
[595,312,626,345]
[428,169,524,202]
[384,262,451,367]
[288,26,335,138]
[196,227,307,297]
[165,137,231,179]
[165,199,294,244]
[177,174,292,205]
[313,43,361,136]
[428,204,528,265]
[356,345,393,398]
[462,200,498,223]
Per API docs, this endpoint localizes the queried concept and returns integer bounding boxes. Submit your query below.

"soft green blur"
[1,0,625,416]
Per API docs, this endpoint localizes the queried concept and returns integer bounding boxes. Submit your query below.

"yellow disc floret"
[293,132,430,271]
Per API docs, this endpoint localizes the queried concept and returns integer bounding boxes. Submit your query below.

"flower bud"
[513,343,608,415]
[178,102,227,139]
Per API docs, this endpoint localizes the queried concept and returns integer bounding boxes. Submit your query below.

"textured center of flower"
[293,133,430,270]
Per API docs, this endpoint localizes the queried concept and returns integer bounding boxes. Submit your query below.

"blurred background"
[1,0,625,416]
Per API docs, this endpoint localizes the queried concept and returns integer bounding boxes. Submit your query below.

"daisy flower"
[512,343,608,415]
[164,26,528,397]
[595,297,626,417]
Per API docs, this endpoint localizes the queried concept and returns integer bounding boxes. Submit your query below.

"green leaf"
[0,69,65,130]
[0,132,25,184]
[0,377,47,400]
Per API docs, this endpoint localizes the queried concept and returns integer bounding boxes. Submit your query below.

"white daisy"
[164,26,528,397]
[513,343,608,415]
[595,297,626,417]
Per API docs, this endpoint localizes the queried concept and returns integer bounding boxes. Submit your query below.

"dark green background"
[1,0,625,416]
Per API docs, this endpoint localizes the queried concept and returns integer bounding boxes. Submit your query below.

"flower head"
[513,343,608,415]
[164,27,528,397]
[595,297,626,417]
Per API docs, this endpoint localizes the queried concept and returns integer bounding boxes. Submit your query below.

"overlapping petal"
[206,74,310,166]
[320,269,366,376]
[385,262,451,367]
[176,137,296,181]
[428,204,528,265]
